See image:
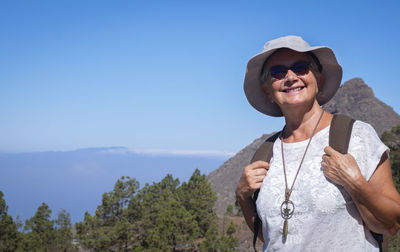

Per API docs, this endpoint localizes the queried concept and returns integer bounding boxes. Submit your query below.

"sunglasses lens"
[269,66,287,80]
[269,62,310,80]
[291,62,310,76]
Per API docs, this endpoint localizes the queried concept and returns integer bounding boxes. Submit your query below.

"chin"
[282,98,316,108]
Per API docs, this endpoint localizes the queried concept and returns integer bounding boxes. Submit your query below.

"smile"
[283,86,305,93]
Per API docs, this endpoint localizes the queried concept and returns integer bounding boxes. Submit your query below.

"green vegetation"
[381,125,400,251]
[0,194,76,252]
[0,169,238,251]
[381,125,400,192]
[75,169,238,251]
[0,191,20,252]
[198,220,238,252]
[22,203,75,251]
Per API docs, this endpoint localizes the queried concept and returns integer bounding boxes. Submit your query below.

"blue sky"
[1,0,400,154]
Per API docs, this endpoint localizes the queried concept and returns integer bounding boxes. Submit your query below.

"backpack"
[250,114,386,252]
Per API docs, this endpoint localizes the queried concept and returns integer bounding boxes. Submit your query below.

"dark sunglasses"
[269,61,311,80]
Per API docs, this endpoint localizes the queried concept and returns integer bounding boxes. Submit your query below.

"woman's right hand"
[235,160,270,201]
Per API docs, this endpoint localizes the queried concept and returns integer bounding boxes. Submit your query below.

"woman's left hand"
[322,146,400,236]
[321,146,363,187]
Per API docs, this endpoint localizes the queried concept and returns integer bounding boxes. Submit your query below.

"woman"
[235,35,400,251]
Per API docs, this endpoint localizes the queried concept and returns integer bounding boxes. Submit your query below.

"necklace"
[280,109,324,239]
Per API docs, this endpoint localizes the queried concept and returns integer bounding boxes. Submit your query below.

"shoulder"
[350,120,384,148]
[350,120,386,145]
[352,120,378,134]
[348,120,389,180]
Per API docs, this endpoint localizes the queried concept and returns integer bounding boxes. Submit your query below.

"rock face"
[323,78,400,135]
[208,78,400,215]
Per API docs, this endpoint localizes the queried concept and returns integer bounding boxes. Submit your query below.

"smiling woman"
[260,49,321,113]
[236,36,400,252]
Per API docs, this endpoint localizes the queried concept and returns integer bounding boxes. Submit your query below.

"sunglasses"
[268,61,311,80]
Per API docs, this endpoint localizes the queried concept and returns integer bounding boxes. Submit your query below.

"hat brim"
[244,46,342,117]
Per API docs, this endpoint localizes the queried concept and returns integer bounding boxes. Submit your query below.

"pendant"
[280,200,294,238]
[283,219,288,239]
[280,200,294,219]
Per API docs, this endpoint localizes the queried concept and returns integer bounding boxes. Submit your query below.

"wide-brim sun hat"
[244,35,343,117]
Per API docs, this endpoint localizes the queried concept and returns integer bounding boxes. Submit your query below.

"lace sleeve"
[348,121,389,181]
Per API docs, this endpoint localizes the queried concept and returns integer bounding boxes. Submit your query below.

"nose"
[284,69,298,83]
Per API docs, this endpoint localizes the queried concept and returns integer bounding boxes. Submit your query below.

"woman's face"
[261,49,321,111]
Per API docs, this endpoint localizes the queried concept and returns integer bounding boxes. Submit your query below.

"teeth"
[285,87,303,93]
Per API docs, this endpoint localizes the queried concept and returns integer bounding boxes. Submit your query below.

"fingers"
[324,146,339,156]
[247,161,270,183]
[320,160,327,170]
[320,159,335,182]
[247,160,270,171]
[254,174,266,183]
[237,161,270,199]
[321,151,332,168]
[244,161,269,177]
[322,147,335,172]
[320,151,346,186]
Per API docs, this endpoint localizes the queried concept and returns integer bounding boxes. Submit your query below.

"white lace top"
[256,121,388,252]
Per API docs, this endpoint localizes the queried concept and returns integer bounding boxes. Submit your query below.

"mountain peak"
[339,77,375,98]
[323,78,400,135]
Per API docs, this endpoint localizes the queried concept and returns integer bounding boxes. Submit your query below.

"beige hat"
[243,35,342,117]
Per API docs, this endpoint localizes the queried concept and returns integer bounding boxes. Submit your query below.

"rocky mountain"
[208,78,400,215]
[323,78,400,135]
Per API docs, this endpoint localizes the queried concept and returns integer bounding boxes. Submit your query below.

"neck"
[281,102,331,143]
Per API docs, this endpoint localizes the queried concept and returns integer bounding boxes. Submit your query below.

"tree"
[138,174,180,248]
[198,220,239,252]
[198,222,219,252]
[234,198,243,217]
[225,221,236,237]
[23,202,55,251]
[76,176,140,251]
[381,125,400,191]
[54,209,75,252]
[178,169,217,236]
[97,176,140,224]
[218,220,239,251]
[75,211,103,250]
[381,125,400,250]
[76,171,221,251]
[147,197,199,251]
[225,204,234,216]
[0,191,20,252]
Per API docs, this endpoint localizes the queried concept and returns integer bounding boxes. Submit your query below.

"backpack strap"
[250,132,281,164]
[329,114,355,154]
[329,114,385,252]
[251,131,280,251]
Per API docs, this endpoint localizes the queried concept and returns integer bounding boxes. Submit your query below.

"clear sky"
[1,0,400,154]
